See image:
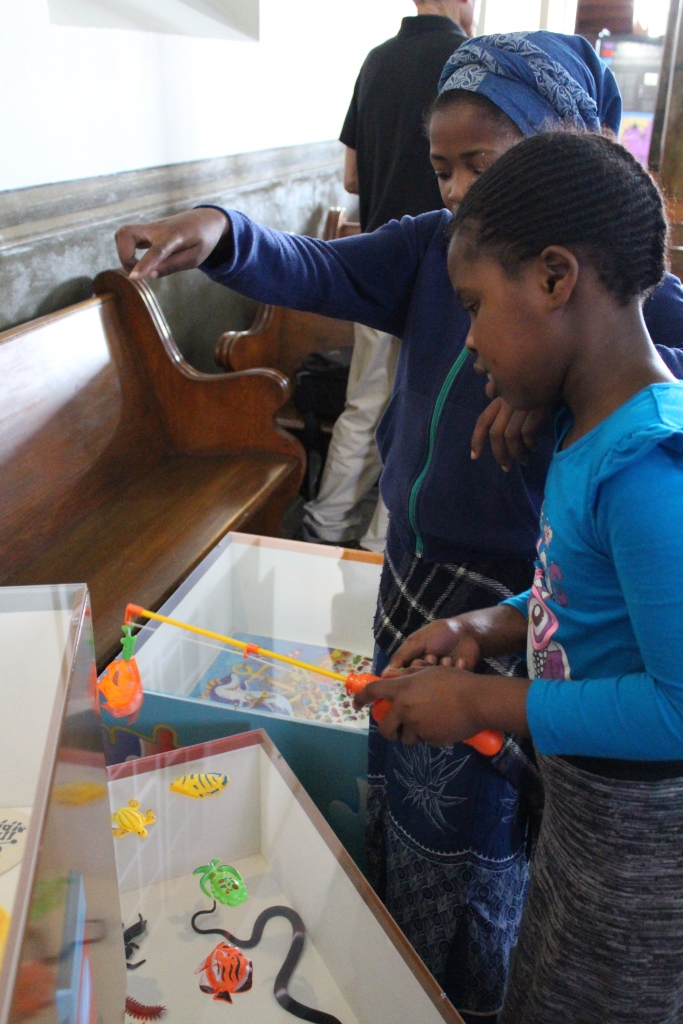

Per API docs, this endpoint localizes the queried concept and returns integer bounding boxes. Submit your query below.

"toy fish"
[125,997,166,1020]
[0,904,9,970]
[192,903,342,1023]
[54,782,107,806]
[98,626,144,721]
[111,799,156,839]
[193,859,248,906]
[195,941,253,1003]
[169,773,228,799]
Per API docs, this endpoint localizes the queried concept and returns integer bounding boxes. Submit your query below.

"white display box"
[108,731,463,1024]
[103,534,384,868]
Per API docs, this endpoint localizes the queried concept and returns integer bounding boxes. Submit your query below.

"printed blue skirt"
[368,533,538,1020]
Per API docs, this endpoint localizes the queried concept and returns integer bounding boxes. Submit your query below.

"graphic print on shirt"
[527,513,571,680]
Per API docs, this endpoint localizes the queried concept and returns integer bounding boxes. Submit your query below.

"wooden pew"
[323,206,361,241]
[214,207,361,434]
[0,269,304,669]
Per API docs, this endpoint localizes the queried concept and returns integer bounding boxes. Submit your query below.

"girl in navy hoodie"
[115,33,683,1022]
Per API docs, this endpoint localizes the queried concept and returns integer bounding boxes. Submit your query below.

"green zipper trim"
[408,347,470,556]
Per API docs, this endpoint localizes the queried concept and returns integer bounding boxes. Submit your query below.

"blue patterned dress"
[367,535,537,1021]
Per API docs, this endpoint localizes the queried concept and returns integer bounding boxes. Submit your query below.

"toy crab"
[193,859,248,906]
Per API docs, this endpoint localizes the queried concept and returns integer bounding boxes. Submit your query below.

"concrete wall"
[0,141,354,372]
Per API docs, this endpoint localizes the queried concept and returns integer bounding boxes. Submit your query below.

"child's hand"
[354,666,531,746]
[388,618,481,671]
[471,393,550,471]
[354,666,483,746]
[116,208,231,281]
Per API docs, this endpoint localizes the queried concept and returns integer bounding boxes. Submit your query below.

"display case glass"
[108,731,464,1024]
[103,534,383,868]
[0,585,125,1024]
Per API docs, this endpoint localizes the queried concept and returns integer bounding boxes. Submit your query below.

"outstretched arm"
[116,206,435,337]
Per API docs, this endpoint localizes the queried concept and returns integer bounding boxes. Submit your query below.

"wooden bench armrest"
[93,270,304,470]
[215,303,285,372]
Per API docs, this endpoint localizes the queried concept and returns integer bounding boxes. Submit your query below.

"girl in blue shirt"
[357,131,683,1023]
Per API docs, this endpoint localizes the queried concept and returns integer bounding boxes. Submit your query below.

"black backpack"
[292,348,352,498]
[293,348,352,422]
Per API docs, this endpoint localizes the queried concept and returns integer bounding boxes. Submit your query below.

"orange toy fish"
[97,626,144,721]
[195,942,253,1003]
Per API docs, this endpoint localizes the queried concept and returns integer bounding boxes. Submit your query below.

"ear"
[537,246,579,309]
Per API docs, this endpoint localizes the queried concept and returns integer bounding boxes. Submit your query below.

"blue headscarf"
[438,31,622,136]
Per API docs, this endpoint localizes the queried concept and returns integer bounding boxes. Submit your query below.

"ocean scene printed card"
[189,633,371,728]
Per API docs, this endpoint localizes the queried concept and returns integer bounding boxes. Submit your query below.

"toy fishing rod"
[124,604,503,756]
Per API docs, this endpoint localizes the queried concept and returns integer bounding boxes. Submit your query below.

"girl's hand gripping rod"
[124,605,503,757]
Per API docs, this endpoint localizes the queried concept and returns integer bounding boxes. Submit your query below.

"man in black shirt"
[302,0,473,551]
[341,0,473,231]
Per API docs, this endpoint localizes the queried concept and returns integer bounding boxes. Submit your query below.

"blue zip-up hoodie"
[202,208,683,564]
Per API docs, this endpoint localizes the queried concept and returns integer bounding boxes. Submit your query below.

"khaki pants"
[302,323,399,553]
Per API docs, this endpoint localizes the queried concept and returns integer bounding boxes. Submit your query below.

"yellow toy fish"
[0,904,9,970]
[54,782,107,806]
[111,799,156,838]
[169,773,229,799]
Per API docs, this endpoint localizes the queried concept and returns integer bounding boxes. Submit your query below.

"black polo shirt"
[340,15,467,232]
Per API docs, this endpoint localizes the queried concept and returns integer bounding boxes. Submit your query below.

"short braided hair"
[451,131,668,304]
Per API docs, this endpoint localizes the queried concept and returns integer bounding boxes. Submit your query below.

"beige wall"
[1,0,415,365]
[0,0,414,192]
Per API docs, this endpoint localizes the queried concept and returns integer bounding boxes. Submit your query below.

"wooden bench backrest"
[215,207,361,377]
[323,207,361,241]
[220,304,354,379]
[0,295,166,581]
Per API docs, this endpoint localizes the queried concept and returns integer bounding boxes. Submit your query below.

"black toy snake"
[191,901,343,1023]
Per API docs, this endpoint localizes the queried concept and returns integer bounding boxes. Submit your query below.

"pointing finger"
[128,236,188,280]
[115,225,153,274]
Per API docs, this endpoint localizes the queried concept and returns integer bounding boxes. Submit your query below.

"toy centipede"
[125,996,165,1020]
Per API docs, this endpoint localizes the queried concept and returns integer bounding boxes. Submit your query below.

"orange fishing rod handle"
[463,731,504,757]
[370,699,393,723]
[345,672,503,754]
[345,673,388,723]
